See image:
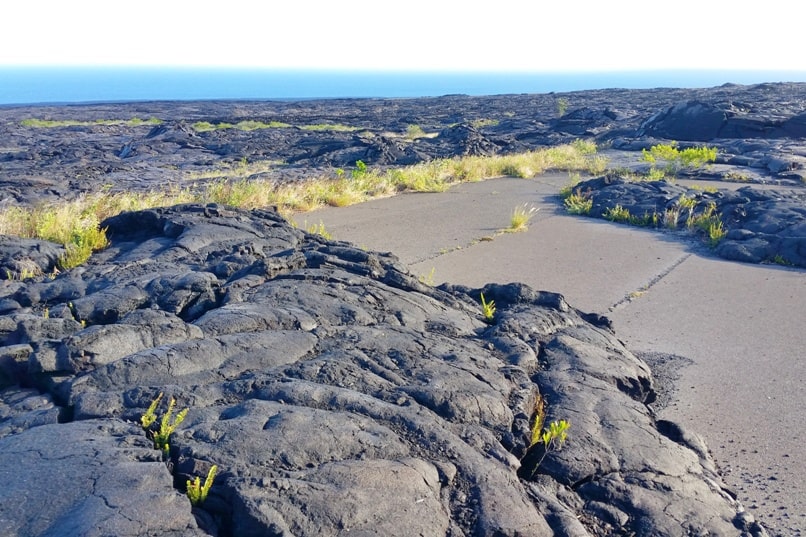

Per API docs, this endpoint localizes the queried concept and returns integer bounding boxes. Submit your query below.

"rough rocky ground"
[0,204,767,536]
[1,82,805,535]
[2,82,805,207]
[568,175,806,267]
[2,82,804,266]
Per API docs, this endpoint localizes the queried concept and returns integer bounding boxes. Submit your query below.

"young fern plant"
[527,419,571,476]
[140,392,163,430]
[480,292,496,323]
[141,393,188,455]
[522,393,571,477]
[154,397,188,455]
[187,465,218,506]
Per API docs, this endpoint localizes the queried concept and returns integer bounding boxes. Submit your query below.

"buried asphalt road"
[305,173,806,536]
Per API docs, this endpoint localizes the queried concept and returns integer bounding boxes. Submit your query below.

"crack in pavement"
[607,253,692,313]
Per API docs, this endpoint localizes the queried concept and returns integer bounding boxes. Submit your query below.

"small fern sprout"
[152,397,188,454]
[187,465,218,506]
[140,392,163,430]
[527,417,571,476]
[480,292,496,323]
[541,419,570,449]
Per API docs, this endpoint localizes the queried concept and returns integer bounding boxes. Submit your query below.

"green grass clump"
[563,192,593,215]
[388,161,452,192]
[508,204,539,232]
[686,201,726,246]
[304,220,333,240]
[418,267,436,286]
[772,255,793,266]
[192,121,233,132]
[1,202,110,270]
[234,120,291,131]
[603,204,631,223]
[706,219,726,247]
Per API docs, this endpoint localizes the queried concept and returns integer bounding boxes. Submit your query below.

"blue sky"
[2,0,804,72]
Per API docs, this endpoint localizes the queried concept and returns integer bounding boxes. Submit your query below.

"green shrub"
[556,97,569,117]
[353,160,368,177]
[563,192,593,215]
[603,204,631,222]
[641,142,717,178]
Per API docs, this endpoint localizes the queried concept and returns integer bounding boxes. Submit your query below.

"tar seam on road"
[608,253,692,312]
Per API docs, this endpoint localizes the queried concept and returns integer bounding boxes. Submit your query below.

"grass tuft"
[508,204,539,232]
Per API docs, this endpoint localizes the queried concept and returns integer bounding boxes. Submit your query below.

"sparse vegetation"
[508,204,539,232]
[571,194,728,248]
[524,393,571,476]
[21,117,162,128]
[305,220,333,240]
[480,293,496,323]
[532,419,570,464]
[405,124,428,139]
[556,97,569,117]
[470,118,500,128]
[4,266,41,281]
[603,204,631,223]
[563,192,593,215]
[191,120,291,132]
[641,142,718,178]
[300,123,360,132]
[772,254,793,266]
[0,142,607,270]
[706,219,727,247]
[721,171,752,182]
[140,393,188,456]
[0,202,110,270]
[352,160,368,179]
[418,267,436,286]
[187,465,218,506]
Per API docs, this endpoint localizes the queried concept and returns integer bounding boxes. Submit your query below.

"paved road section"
[305,174,806,536]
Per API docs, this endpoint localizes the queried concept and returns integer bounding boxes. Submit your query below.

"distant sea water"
[2,67,806,106]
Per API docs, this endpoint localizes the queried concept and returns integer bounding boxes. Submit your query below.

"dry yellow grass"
[0,141,607,269]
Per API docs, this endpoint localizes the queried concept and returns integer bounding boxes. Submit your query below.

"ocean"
[2,67,806,106]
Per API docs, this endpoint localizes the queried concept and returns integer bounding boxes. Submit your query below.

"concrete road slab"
[305,174,806,536]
